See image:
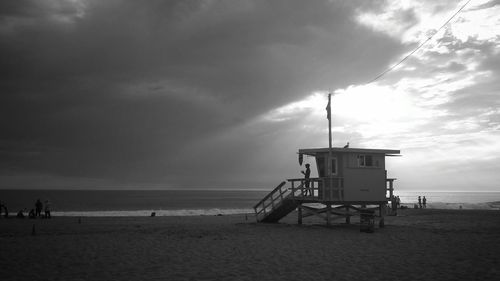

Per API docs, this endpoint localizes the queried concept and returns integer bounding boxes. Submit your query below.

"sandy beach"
[1,209,499,281]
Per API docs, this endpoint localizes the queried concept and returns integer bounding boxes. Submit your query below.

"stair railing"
[253,181,291,221]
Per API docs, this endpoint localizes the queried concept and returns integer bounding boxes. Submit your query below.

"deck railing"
[287,177,344,201]
[287,177,323,198]
[386,178,396,199]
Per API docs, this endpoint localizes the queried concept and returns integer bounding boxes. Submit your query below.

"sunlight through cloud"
[259,92,327,122]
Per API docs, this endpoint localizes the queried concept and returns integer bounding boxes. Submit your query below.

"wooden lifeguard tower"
[253,94,401,227]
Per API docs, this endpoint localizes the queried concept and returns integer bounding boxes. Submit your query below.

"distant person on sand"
[423,196,427,208]
[418,196,422,209]
[0,202,8,218]
[44,200,51,218]
[301,163,311,196]
[16,209,25,218]
[35,199,43,217]
[29,209,36,218]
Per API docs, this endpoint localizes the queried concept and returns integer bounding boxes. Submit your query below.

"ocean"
[394,191,500,210]
[0,189,499,217]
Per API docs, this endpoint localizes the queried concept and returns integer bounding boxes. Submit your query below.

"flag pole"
[328,93,332,157]
[327,93,333,198]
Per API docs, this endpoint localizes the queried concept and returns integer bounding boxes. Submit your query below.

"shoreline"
[2,200,499,219]
[2,207,498,221]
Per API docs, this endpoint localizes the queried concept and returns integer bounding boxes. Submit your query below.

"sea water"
[0,189,499,216]
[394,191,500,210]
[0,189,267,217]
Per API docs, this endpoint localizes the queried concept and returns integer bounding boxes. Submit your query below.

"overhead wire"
[366,0,472,84]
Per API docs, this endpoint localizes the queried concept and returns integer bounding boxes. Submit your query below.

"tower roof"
[298,147,401,156]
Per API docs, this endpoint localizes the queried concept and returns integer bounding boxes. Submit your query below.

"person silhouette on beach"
[35,199,43,217]
[0,202,8,218]
[423,196,427,208]
[301,164,311,196]
[44,200,51,219]
[16,209,25,218]
[28,209,36,218]
[418,196,422,209]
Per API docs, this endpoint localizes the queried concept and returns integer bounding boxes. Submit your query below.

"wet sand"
[1,208,499,281]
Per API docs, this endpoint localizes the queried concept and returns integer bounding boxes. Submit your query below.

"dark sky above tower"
[1,0,499,191]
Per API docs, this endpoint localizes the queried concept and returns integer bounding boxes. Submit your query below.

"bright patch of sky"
[355,0,499,44]
[258,0,500,191]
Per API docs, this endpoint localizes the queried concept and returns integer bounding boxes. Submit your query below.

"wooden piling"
[298,205,302,225]
[379,204,385,228]
[326,204,331,226]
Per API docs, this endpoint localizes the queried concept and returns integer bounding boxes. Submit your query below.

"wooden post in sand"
[326,204,331,226]
[345,206,350,224]
[298,205,302,225]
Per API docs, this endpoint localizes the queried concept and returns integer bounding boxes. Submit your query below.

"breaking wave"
[52,208,254,217]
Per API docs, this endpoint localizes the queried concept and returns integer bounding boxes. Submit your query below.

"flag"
[326,96,331,120]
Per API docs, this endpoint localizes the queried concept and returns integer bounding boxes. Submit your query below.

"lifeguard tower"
[253,94,401,227]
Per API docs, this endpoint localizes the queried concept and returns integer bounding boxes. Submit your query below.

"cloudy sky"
[1,0,499,191]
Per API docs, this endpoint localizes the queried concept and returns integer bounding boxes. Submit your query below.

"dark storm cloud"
[0,0,405,188]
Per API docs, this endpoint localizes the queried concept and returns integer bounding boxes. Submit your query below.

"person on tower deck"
[301,164,311,196]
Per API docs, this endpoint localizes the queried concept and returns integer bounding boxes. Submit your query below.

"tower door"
[315,156,337,176]
[317,155,340,201]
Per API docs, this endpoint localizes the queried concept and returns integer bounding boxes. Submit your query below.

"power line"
[367,0,472,84]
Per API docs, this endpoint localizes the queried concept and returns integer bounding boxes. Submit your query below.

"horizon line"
[1,188,499,193]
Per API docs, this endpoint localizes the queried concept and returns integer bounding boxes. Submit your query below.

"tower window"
[357,155,374,167]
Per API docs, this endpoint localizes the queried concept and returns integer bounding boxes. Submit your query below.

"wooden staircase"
[253,181,300,223]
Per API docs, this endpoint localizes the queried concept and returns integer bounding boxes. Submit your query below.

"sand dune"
[1,209,499,281]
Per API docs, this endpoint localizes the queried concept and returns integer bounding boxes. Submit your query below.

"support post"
[379,204,385,228]
[345,205,350,224]
[389,180,394,198]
